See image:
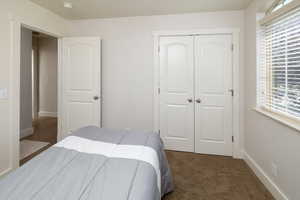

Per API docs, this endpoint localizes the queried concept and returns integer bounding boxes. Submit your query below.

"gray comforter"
[0,127,174,200]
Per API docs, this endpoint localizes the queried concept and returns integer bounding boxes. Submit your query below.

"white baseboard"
[39,111,57,118]
[243,151,289,200]
[0,168,12,177]
[20,127,34,139]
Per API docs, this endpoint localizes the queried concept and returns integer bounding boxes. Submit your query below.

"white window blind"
[259,7,300,120]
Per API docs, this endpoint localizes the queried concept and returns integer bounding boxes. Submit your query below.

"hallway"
[20,117,57,165]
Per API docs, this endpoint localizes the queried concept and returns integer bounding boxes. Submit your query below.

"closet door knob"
[196,99,201,103]
[93,96,100,100]
[187,98,193,103]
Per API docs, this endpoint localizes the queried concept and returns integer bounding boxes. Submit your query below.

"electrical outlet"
[271,162,278,178]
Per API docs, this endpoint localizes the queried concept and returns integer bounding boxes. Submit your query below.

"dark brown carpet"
[163,151,275,200]
[20,117,57,165]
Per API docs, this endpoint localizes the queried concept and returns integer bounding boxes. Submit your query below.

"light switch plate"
[0,88,8,99]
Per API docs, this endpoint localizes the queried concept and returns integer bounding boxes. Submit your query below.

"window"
[258,6,300,120]
[267,0,295,14]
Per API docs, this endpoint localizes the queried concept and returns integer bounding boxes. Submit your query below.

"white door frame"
[153,29,242,159]
[9,17,63,170]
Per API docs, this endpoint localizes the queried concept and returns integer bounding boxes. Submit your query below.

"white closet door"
[194,35,233,156]
[159,36,195,152]
[61,37,101,139]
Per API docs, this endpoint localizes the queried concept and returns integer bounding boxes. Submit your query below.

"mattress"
[0,126,174,200]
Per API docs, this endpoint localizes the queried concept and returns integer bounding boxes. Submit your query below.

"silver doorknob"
[93,96,100,100]
[196,99,201,103]
[187,98,193,103]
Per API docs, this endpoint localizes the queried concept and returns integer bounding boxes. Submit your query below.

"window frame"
[260,0,300,25]
[257,0,300,129]
[266,0,295,14]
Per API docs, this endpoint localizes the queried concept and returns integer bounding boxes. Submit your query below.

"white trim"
[20,127,34,139]
[10,19,21,171]
[0,168,12,177]
[153,28,240,36]
[38,111,58,118]
[9,17,62,172]
[243,151,289,200]
[57,38,63,141]
[153,35,160,133]
[152,29,242,158]
[232,29,242,159]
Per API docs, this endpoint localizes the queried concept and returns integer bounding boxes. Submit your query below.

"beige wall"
[20,27,32,138]
[244,1,300,199]
[38,37,58,116]
[68,11,245,142]
[0,0,68,175]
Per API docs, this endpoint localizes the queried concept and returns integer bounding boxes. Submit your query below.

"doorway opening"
[19,26,58,165]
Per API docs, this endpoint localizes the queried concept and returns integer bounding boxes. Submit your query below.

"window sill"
[253,107,300,133]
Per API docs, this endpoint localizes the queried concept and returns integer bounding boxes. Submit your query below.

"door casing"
[9,18,102,173]
[9,18,63,172]
[153,29,242,159]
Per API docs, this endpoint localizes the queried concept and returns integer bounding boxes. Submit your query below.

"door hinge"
[158,45,160,53]
[232,136,234,142]
[158,88,160,94]
[158,129,161,135]
[229,89,234,97]
[231,44,234,51]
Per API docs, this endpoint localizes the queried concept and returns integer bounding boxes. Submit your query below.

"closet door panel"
[159,36,195,152]
[194,35,233,156]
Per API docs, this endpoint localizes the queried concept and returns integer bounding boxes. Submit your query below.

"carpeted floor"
[20,117,57,165]
[163,151,275,200]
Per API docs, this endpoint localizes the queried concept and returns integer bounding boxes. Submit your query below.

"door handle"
[196,99,201,103]
[187,98,193,103]
[93,96,100,100]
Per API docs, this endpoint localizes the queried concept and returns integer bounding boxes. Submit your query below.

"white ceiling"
[30,0,253,20]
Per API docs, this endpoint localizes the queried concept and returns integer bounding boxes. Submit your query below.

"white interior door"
[61,37,101,138]
[194,34,233,156]
[159,36,195,152]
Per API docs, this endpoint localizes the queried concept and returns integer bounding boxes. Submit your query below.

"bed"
[0,126,174,200]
